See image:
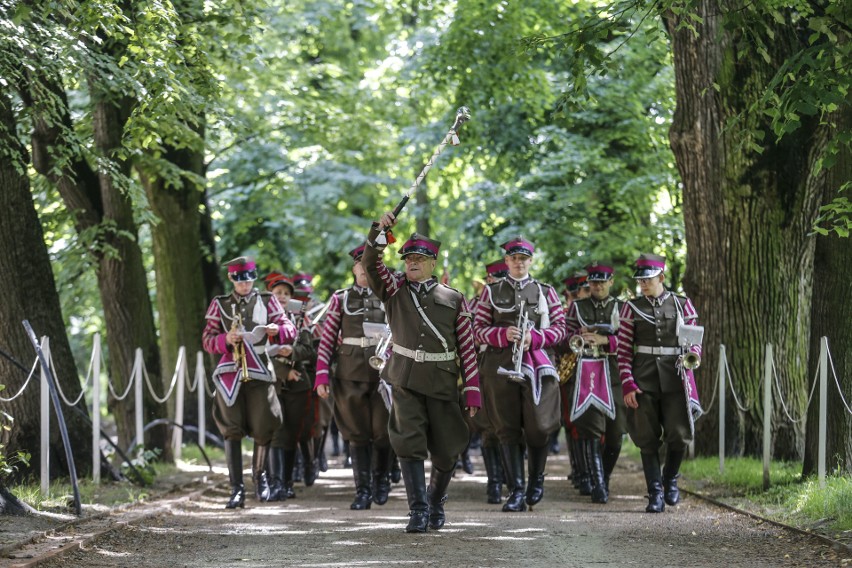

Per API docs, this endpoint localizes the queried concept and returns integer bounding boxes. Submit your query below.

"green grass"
[679,453,852,535]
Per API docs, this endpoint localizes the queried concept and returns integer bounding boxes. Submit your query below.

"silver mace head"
[454,106,472,128]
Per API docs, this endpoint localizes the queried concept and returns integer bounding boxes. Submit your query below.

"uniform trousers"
[331,376,390,447]
[482,374,561,448]
[626,389,692,453]
[212,380,282,443]
[388,385,468,470]
[271,387,314,450]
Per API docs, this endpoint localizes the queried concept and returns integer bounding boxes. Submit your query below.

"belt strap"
[341,336,378,348]
[392,344,456,363]
[636,345,684,356]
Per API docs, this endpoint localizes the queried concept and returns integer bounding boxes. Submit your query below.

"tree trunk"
[89,79,171,461]
[664,2,828,459]
[138,131,210,442]
[0,91,93,482]
[803,105,852,476]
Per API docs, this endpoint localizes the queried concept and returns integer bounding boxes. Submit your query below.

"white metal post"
[196,352,206,451]
[719,344,726,475]
[762,343,773,490]
[818,337,828,488]
[135,348,144,453]
[172,347,186,461]
[92,334,101,484]
[39,337,50,495]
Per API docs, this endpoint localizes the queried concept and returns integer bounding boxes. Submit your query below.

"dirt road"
[2,451,847,567]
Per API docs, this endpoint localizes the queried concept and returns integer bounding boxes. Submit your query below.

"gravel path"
[2,451,847,567]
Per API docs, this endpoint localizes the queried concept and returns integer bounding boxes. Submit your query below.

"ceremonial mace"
[372,106,472,247]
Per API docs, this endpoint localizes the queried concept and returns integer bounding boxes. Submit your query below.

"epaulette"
[213,293,232,302]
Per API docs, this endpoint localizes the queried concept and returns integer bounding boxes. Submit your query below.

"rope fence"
[3,331,848,494]
[5,334,214,493]
[716,337,850,488]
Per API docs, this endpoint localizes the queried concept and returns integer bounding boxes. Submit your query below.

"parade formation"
[201,233,704,530]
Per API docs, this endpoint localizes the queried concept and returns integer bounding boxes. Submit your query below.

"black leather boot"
[567,435,580,488]
[390,451,402,483]
[224,439,245,509]
[602,441,622,493]
[641,452,665,513]
[400,460,429,533]
[371,445,392,506]
[292,448,304,483]
[343,440,352,468]
[427,465,454,530]
[458,447,474,475]
[349,444,372,510]
[663,448,685,506]
[576,439,593,496]
[282,449,297,499]
[482,445,503,504]
[501,444,527,512]
[300,439,318,487]
[252,443,270,501]
[525,444,548,507]
[315,431,329,473]
[588,438,608,504]
[267,447,285,501]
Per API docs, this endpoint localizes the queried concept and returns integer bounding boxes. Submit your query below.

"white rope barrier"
[724,354,752,412]
[107,353,137,401]
[47,344,90,407]
[141,351,180,405]
[0,357,38,402]
[826,346,852,415]
[769,351,818,424]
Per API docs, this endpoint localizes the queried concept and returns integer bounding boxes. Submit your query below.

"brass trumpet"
[369,330,393,371]
[497,300,530,383]
[682,351,701,370]
[231,306,249,381]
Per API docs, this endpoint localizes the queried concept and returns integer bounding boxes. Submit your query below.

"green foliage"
[122,447,163,486]
[0,393,31,479]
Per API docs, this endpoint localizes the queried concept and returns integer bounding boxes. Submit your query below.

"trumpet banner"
[569,358,616,422]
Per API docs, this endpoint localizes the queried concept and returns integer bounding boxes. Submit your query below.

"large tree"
[0,91,93,481]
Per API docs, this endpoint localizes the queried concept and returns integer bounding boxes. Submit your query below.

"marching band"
[202,234,703,527]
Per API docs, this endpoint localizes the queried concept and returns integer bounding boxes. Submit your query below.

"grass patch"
[679,453,852,538]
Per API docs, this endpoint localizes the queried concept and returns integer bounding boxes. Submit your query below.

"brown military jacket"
[362,229,478,405]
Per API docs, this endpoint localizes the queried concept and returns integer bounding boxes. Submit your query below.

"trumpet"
[231,306,249,381]
[682,351,701,370]
[497,300,529,383]
[369,330,393,371]
[677,319,704,370]
[569,334,585,354]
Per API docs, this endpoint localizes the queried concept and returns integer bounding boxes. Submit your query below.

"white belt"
[636,345,684,356]
[342,336,378,348]
[392,344,456,363]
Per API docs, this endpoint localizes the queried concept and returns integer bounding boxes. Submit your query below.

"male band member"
[202,257,297,508]
[467,259,509,504]
[473,237,567,512]
[564,262,625,504]
[315,242,393,510]
[617,253,702,513]
[364,213,481,533]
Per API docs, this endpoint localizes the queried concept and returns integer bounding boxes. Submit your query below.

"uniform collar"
[409,278,437,294]
[645,290,670,307]
[232,290,255,305]
[353,285,370,295]
[507,275,532,290]
[591,296,615,309]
